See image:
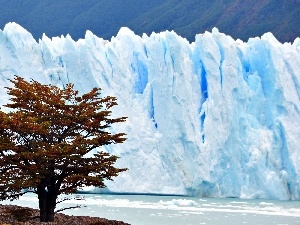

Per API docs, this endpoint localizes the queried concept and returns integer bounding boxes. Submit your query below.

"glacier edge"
[1,22,300,200]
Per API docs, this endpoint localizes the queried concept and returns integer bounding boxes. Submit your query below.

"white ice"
[0,23,300,200]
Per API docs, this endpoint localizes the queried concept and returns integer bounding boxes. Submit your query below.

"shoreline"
[0,204,131,225]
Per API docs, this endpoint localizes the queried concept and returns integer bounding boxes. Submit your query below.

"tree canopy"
[0,76,127,222]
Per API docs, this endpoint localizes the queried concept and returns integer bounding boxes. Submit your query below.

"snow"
[1,22,300,200]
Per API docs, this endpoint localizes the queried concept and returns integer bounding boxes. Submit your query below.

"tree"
[0,76,127,222]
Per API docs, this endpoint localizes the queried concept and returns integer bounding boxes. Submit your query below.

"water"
[2,193,300,225]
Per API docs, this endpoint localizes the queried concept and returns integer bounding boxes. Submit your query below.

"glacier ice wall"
[1,22,300,200]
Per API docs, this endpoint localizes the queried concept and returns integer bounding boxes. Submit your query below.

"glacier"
[1,22,300,200]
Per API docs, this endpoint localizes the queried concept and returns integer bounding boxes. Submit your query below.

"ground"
[0,204,130,225]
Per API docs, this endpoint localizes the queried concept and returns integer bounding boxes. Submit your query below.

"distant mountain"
[0,0,300,42]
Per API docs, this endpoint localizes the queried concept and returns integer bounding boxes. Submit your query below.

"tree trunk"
[37,180,57,222]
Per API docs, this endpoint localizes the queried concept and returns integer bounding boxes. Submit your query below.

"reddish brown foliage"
[0,76,127,222]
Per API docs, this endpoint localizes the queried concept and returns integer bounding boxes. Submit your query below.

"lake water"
[2,193,300,225]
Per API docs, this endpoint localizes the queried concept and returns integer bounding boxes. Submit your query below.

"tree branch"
[55,205,85,213]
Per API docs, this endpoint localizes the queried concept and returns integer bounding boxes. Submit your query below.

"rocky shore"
[0,204,131,225]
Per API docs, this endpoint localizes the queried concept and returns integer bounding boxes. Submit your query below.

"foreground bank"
[0,204,131,225]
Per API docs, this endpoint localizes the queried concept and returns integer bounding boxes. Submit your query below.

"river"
[2,193,300,225]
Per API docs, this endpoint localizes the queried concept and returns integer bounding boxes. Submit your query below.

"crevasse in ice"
[1,23,300,200]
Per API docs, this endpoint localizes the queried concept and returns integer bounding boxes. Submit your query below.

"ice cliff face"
[1,22,300,200]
